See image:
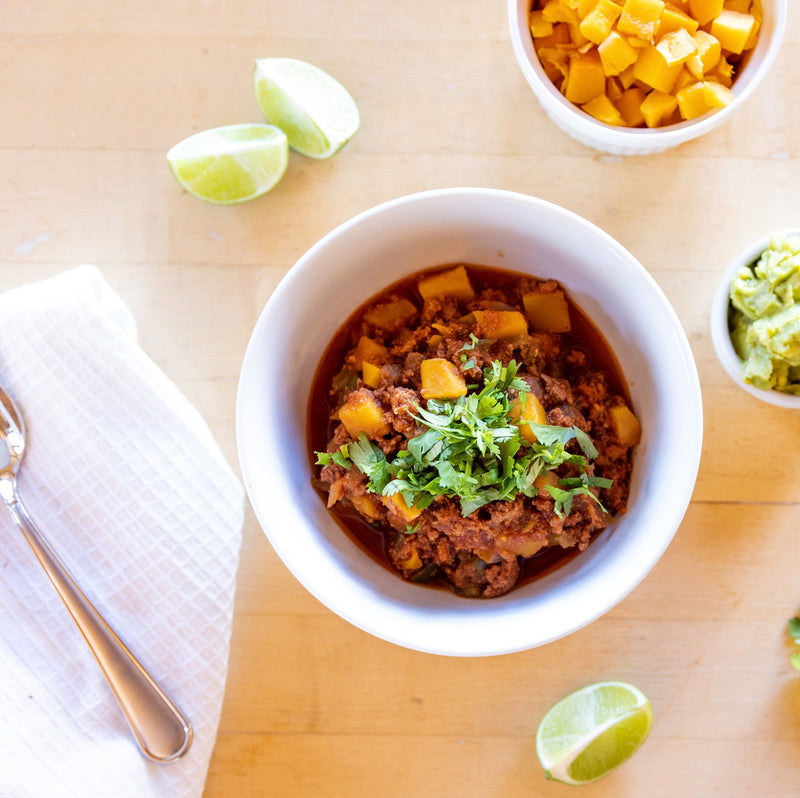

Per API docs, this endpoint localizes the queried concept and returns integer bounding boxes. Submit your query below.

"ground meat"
[312,264,639,598]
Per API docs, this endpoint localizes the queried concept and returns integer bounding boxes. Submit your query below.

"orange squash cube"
[723,0,750,10]
[632,44,683,93]
[339,391,390,439]
[640,89,678,126]
[472,310,529,339]
[656,28,698,66]
[564,50,607,103]
[579,0,623,44]
[711,9,755,54]
[686,30,721,79]
[617,0,666,42]
[383,492,423,522]
[656,4,699,35]
[688,0,723,25]
[598,31,639,75]
[616,86,647,125]
[352,336,388,369]
[420,358,467,400]
[676,81,712,119]
[509,393,548,443]
[418,264,475,303]
[529,9,554,37]
[609,405,642,446]
[361,361,382,388]
[541,0,581,24]
[702,79,734,107]
[522,290,572,333]
[364,299,417,331]
[582,94,625,125]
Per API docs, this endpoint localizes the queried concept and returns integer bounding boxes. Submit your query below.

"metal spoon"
[0,382,192,762]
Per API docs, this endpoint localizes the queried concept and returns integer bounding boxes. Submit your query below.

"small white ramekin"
[711,229,800,409]
[507,0,788,156]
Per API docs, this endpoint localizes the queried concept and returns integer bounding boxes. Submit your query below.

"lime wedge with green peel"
[166,123,288,204]
[536,681,652,785]
[254,58,360,159]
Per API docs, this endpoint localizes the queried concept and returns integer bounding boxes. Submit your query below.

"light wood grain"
[3,1,800,795]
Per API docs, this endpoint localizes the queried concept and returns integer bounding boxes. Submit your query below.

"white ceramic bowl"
[710,229,800,409]
[237,188,703,656]
[507,0,787,155]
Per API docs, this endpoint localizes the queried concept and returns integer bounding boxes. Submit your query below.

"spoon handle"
[3,491,192,762]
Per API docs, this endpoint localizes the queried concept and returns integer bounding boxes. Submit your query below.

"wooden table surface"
[3,2,800,796]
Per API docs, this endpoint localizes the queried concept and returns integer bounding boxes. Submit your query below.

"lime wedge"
[535,681,652,785]
[254,58,359,159]
[166,123,288,204]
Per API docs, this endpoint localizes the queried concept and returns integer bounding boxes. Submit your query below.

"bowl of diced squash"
[508,0,787,155]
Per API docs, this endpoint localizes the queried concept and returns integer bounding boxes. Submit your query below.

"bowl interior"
[237,188,703,656]
[507,0,788,154]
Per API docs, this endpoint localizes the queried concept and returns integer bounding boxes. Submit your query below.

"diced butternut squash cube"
[686,30,721,79]
[352,336,388,369]
[530,9,554,38]
[582,94,625,125]
[578,0,599,14]
[688,0,723,25]
[383,492,423,522]
[522,290,572,332]
[724,0,750,11]
[417,264,475,303]
[656,28,698,66]
[656,4,699,35]
[542,0,581,24]
[579,0,623,44]
[598,31,639,75]
[618,63,638,88]
[616,86,647,125]
[609,404,642,445]
[702,79,735,107]
[505,538,545,558]
[534,22,574,48]
[472,310,529,339]
[617,0,666,42]
[564,50,607,104]
[339,391,390,439]
[640,89,678,126]
[533,469,561,491]
[673,66,696,92]
[711,9,755,54]
[508,393,548,443]
[398,547,422,571]
[538,46,572,84]
[420,358,467,400]
[364,298,417,331]
[361,361,382,388]
[675,80,712,119]
[606,75,624,100]
[632,44,683,93]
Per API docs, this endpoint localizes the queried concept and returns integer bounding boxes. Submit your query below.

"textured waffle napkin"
[0,266,244,798]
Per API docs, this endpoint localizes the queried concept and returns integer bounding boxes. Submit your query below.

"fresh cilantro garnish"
[788,615,800,671]
[317,359,612,519]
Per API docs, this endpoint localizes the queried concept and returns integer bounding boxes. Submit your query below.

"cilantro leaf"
[317,360,614,520]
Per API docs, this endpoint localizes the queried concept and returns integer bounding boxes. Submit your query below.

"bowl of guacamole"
[711,230,800,408]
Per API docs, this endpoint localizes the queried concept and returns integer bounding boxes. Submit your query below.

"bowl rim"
[506,0,788,151]
[710,228,800,409]
[236,187,704,656]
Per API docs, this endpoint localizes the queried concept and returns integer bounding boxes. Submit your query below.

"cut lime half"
[166,123,288,204]
[536,681,652,785]
[254,58,359,159]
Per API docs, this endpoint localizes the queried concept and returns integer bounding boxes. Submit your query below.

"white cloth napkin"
[0,266,244,798]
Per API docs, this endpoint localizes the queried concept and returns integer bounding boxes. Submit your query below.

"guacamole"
[729,235,800,394]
